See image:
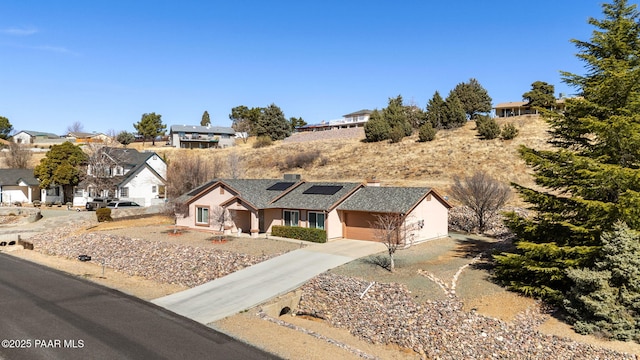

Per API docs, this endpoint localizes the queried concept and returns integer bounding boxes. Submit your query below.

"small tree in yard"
[373,213,411,271]
[212,205,234,232]
[450,171,511,233]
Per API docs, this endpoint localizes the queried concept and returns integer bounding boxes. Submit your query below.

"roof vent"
[283,174,301,181]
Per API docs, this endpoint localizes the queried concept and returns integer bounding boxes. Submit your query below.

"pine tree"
[563,222,640,341]
[383,95,412,137]
[201,111,211,126]
[442,92,466,129]
[364,110,390,142]
[425,91,446,129]
[255,104,291,141]
[452,78,492,119]
[494,0,640,303]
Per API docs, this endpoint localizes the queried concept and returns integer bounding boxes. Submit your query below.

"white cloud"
[1,26,38,36]
[33,45,77,55]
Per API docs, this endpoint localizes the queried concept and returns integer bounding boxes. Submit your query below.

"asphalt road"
[0,253,279,360]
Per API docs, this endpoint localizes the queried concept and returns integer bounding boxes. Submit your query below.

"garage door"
[343,211,379,241]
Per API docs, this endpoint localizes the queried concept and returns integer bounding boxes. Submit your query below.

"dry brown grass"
[148,115,553,204]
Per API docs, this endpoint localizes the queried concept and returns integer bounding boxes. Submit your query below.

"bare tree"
[373,213,411,271]
[165,153,221,199]
[449,171,511,233]
[5,142,32,168]
[211,205,235,232]
[66,121,84,134]
[226,151,243,179]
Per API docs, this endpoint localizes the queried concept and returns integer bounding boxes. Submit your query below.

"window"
[196,206,209,225]
[120,187,129,198]
[283,210,299,226]
[152,185,157,193]
[308,212,325,230]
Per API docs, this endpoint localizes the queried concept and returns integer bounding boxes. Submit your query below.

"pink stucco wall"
[406,193,449,243]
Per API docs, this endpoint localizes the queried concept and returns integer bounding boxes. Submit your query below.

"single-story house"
[13,130,65,145]
[0,169,63,205]
[64,132,111,143]
[74,148,167,207]
[169,125,235,149]
[176,176,452,243]
[494,98,569,118]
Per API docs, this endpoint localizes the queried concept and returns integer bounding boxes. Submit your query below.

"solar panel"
[266,182,296,191]
[303,185,343,195]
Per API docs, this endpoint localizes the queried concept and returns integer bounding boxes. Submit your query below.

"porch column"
[250,211,259,238]
[28,186,33,203]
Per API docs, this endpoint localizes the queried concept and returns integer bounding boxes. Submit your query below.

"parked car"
[106,201,141,209]
[86,198,115,211]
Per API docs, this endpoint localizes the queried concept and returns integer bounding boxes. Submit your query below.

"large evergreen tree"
[452,78,492,120]
[133,112,166,146]
[494,0,640,303]
[254,104,291,141]
[522,81,556,109]
[34,142,87,203]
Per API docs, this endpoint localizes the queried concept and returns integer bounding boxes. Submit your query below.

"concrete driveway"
[152,239,386,324]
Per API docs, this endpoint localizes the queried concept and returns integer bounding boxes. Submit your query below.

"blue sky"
[0,1,610,135]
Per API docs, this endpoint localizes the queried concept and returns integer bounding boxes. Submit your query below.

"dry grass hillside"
[154,114,553,203]
[11,114,553,204]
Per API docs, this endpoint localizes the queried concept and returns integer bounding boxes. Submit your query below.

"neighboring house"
[169,125,235,149]
[494,98,569,118]
[64,132,111,143]
[74,147,167,207]
[13,130,65,145]
[297,109,372,132]
[176,175,451,243]
[0,168,63,205]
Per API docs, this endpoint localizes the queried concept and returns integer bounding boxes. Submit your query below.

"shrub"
[96,208,113,222]
[476,116,501,140]
[13,201,22,207]
[32,200,41,207]
[280,150,321,170]
[418,122,437,142]
[271,226,326,243]
[253,136,272,148]
[388,127,405,143]
[55,201,62,207]
[364,111,390,142]
[501,123,519,140]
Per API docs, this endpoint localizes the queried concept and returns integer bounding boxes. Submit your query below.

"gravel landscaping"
[27,220,300,287]
[297,273,636,360]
